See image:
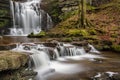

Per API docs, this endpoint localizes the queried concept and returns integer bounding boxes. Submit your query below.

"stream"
[1,36,120,80]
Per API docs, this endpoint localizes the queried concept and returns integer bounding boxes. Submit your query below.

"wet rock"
[112,73,120,80]
[21,70,37,77]
[0,51,29,71]
[92,73,110,80]
[72,41,88,46]
[0,44,16,51]
[23,46,31,50]
[0,67,37,80]
[92,72,120,80]
[43,42,57,47]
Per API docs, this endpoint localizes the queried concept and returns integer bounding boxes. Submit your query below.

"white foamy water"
[11,42,101,80]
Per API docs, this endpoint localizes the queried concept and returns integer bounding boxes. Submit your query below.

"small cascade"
[13,43,50,70]
[54,48,60,58]
[9,0,53,36]
[88,44,100,54]
[47,13,53,30]
[76,47,86,55]
[30,50,50,69]
[54,43,87,58]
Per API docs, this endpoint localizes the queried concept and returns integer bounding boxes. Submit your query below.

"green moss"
[88,29,97,35]
[28,31,46,38]
[62,37,73,42]
[103,45,111,50]
[111,45,120,52]
[84,36,98,40]
[59,10,78,21]
[0,20,9,28]
[86,5,96,10]
[0,10,8,17]
[88,40,94,44]
[67,29,89,37]
[36,31,46,37]
[0,9,9,28]
[47,0,61,24]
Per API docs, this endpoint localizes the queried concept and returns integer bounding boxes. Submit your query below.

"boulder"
[0,51,29,71]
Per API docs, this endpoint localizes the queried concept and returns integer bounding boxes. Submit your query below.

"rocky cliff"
[41,0,113,24]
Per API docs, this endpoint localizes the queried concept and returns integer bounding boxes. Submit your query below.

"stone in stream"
[92,72,120,80]
[0,51,29,71]
[21,70,38,77]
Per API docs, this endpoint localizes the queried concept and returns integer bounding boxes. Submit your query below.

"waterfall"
[88,44,100,54]
[10,0,53,36]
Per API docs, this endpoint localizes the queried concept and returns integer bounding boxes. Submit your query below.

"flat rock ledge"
[0,51,29,71]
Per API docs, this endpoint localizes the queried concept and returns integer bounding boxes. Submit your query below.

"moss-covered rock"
[0,51,29,71]
[28,31,46,38]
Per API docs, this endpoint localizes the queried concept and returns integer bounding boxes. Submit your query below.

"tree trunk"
[81,0,86,28]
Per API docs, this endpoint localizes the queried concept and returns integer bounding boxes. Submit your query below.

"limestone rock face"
[40,0,112,24]
[0,51,29,71]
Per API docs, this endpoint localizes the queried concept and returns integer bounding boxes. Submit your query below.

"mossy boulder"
[0,51,29,71]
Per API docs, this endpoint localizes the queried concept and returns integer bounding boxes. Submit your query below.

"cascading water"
[12,42,100,80]
[30,49,50,68]
[54,43,87,58]
[88,44,100,54]
[10,0,53,36]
